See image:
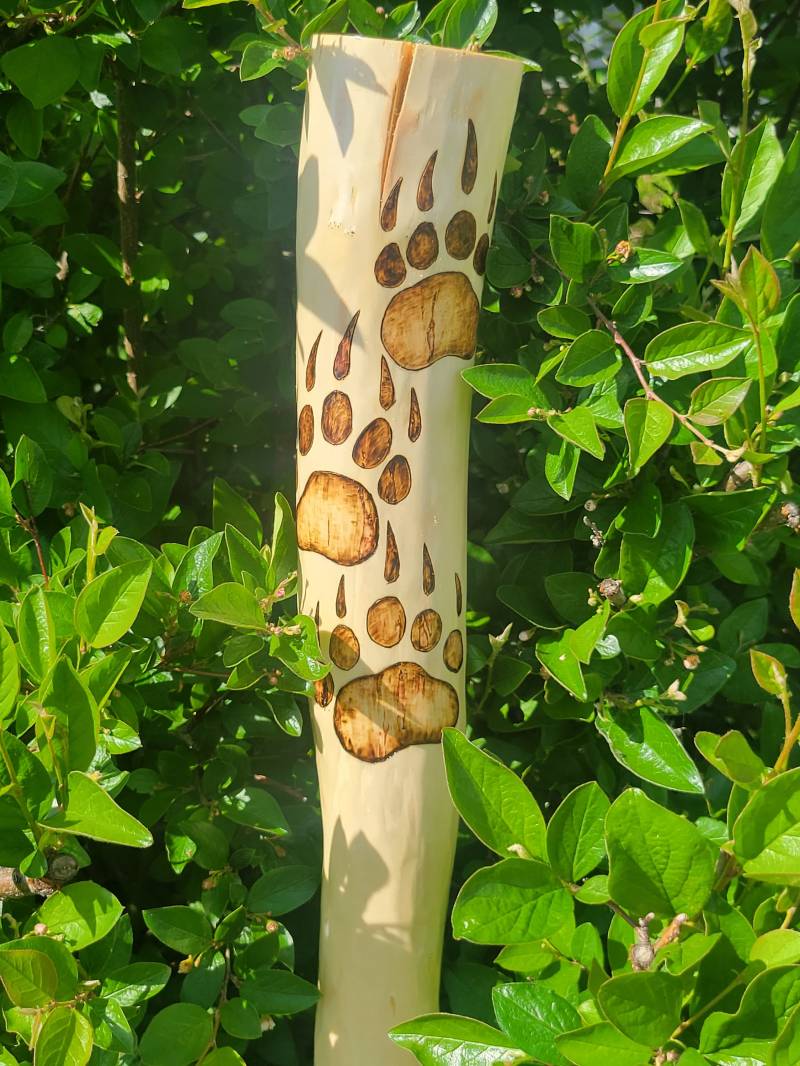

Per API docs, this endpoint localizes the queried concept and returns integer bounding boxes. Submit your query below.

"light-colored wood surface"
[295,33,522,1063]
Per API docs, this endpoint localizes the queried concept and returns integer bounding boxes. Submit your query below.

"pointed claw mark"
[462,119,478,194]
[333,311,359,380]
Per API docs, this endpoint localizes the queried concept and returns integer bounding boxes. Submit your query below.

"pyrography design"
[297,120,496,762]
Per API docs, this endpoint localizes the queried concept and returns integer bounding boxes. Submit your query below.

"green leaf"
[619,501,694,605]
[701,965,800,1053]
[556,1022,651,1066]
[38,656,99,772]
[101,962,171,1006]
[685,0,732,64]
[645,321,752,379]
[689,377,751,425]
[547,407,605,459]
[492,983,580,1066]
[2,37,80,109]
[750,647,789,697]
[142,906,213,955]
[0,243,58,290]
[443,728,547,860]
[597,706,705,794]
[538,305,592,340]
[733,768,800,885]
[173,532,222,598]
[13,434,52,516]
[623,398,673,473]
[42,771,152,848]
[225,525,267,587]
[37,882,123,951]
[139,1004,214,1066]
[452,858,573,945]
[74,561,151,648]
[536,630,588,701]
[247,865,319,916]
[0,622,19,723]
[34,1005,93,1066]
[556,330,621,387]
[608,247,684,284]
[546,782,610,882]
[219,785,288,834]
[723,119,783,238]
[220,997,262,1039]
[695,729,765,787]
[549,215,602,282]
[772,1003,800,1066]
[269,491,297,589]
[462,364,545,404]
[16,585,56,683]
[240,969,320,1015]
[606,789,718,916]
[762,132,800,259]
[750,930,800,968]
[212,478,262,546]
[476,395,538,424]
[791,569,800,632]
[240,41,284,82]
[390,1014,529,1065]
[606,116,709,184]
[442,0,498,48]
[0,948,58,1007]
[607,7,684,117]
[738,244,781,324]
[190,583,265,629]
[597,970,682,1047]
[255,102,302,147]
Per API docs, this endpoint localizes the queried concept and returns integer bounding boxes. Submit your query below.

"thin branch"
[587,298,742,462]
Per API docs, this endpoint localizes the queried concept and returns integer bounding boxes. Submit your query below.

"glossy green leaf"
[606,116,709,184]
[547,782,609,883]
[733,769,800,886]
[762,132,800,259]
[0,948,58,1008]
[597,970,681,1047]
[219,785,289,833]
[492,982,580,1065]
[42,771,152,847]
[645,321,752,379]
[607,6,684,117]
[75,561,152,648]
[240,969,320,1015]
[549,215,602,282]
[556,330,621,387]
[606,789,718,916]
[190,583,266,629]
[452,858,573,945]
[38,882,123,951]
[443,728,546,860]
[623,398,673,473]
[547,407,604,459]
[139,1004,214,1066]
[390,1014,529,1065]
[34,1005,93,1066]
[689,377,751,425]
[247,865,319,916]
[597,706,704,794]
[142,906,213,955]
[555,1021,651,1066]
[536,631,588,701]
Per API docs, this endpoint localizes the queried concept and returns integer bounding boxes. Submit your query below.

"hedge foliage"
[0,0,799,1064]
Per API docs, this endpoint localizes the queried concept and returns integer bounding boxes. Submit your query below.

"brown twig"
[16,502,49,589]
[114,61,142,395]
[0,854,78,901]
[587,297,742,462]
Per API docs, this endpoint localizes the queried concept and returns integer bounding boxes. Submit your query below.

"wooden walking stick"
[295,34,522,1063]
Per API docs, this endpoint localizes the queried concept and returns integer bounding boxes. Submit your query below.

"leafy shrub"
[0,0,799,1063]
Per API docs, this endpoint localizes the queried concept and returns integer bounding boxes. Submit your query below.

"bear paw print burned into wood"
[296,121,490,763]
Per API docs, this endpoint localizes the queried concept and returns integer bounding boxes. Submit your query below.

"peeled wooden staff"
[295,34,522,1064]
